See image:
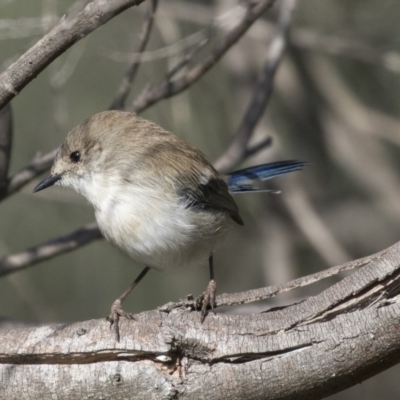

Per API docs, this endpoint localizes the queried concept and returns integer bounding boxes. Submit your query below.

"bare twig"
[0,222,102,277]
[280,179,351,265]
[163,37,210,82]
[0,150,57,201]
[0,0,148,110]
[308,57,400,221]
[243,135,273,159]
[110,0,158,110]
[214,0,296,173]
[0,17,57,40]
[291,28,400,74]
[0,103,12,191]
[163,1,400,75]
[130,0,277,113]
[102,2,255,64]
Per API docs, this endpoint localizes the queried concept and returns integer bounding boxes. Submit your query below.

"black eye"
[70,151,81,163]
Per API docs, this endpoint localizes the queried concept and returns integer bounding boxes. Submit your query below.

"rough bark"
[1,240,400,399]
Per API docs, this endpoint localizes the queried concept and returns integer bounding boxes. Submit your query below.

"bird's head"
[33,115,105,195]
[33,110,189,202]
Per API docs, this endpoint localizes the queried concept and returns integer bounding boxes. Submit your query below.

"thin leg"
[197,253,217,322]
[107,266,150,341]
[209,253,214,280]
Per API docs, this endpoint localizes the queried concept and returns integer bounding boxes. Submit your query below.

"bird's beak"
[33,174,62,193]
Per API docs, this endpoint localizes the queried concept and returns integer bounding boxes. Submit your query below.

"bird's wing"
[142,138,244,225]
[181,175,244,226]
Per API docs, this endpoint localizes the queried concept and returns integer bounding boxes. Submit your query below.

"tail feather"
[227,160,306,193]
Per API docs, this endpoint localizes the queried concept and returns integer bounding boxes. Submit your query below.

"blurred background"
[1,0,400,398]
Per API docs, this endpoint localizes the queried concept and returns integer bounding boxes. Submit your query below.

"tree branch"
[1,240,400,399]
[214,0,295,173]
[130,0,277,113]
[110,0,158,110]
[0,0,148,110]
[0,150,57,201]
[0,222,101,277]
[163,241,384,310]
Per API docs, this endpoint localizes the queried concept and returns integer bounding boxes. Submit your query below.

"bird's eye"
[70,150,81,163]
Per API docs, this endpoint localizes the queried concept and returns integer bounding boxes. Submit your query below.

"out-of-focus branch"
[0,17,56,40]
[0,150,57,201]
[308,57,400,221]
[110,0,158,110]
[0,222,102,277]
[291,28,400,74]
[102,2,259,64]
[162,1,400,75]
[0,0,148,110]
[214,0,296,173]
[130,0,277,113]
[281,179,351,265]
[243,135,273,159]
[0,103,12,191]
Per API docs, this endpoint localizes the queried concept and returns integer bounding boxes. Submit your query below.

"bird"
[33,110,305,340]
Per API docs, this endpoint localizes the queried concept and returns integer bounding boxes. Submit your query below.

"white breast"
[75,173,231,270]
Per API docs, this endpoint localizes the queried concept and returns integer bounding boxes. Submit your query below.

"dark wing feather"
[182,177,244,226]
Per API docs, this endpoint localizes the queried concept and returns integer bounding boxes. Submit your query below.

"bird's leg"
[107,266,150,341]
[196,253,217,322]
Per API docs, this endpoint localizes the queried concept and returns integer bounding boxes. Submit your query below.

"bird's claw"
[106,299,135,342]
[196,279,216,322]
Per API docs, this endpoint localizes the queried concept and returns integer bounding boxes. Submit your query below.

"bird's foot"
[196,279,217,322]
[106,299,135,342]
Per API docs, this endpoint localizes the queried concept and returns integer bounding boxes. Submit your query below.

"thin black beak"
[33,174,62,193]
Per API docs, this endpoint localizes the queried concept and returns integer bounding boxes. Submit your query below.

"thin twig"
[291,28,400,74]
[0,0,148,110]
[0,150,57,201]
[102,2,254,65]
[0,222,102,277]
[214,0,296,173]
[244,136,273,159]
[0,103,12,191]
[162,1,400,75]
[110,0,158,110]
[281,179,351,266]
[130,0,277,113]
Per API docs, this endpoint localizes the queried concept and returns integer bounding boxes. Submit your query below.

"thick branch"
[1,240,400,399]
[0,0,148,110]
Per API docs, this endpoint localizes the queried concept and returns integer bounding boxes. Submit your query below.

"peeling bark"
[1,241,400,399]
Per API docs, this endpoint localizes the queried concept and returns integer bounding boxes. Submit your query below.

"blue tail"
[227,160,306,193]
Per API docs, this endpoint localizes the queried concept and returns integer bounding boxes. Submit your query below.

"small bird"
[34,110,305,340]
